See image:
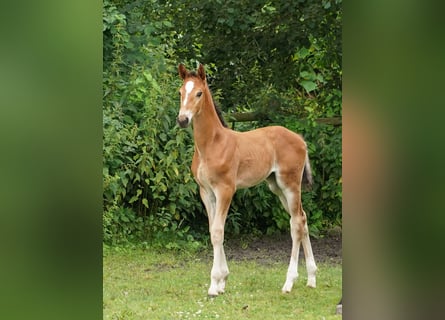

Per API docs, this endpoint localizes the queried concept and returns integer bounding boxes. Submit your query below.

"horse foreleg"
[200,187,216,229]
[209,221,229,297]
[208,185,233,297]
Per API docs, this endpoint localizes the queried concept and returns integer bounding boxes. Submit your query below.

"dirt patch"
[222,227,342,266]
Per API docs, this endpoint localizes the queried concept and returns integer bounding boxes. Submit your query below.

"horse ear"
[178,64,187,79]
[197,64,206,81]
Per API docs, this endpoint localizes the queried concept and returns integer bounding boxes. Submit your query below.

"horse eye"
[196,91,202,97]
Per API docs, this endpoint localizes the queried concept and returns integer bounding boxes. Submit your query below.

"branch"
[225,113,342,126]
[226,111,269,122]
[315,117,342,126]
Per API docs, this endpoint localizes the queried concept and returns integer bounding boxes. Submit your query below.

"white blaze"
[179,80,196,123]
[182,80,195,107]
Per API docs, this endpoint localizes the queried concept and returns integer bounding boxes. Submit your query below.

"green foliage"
[226,32,342,237]
[168,0,341,112]
[103,2,207,248]
[103,57,209,246]
[103,0,342,246]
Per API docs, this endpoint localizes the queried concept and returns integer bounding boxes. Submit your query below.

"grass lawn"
[103,247,342,319]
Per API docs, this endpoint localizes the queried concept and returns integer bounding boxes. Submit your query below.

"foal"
[177,64,317,297]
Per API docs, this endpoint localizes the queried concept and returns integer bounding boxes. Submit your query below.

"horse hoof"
[281,289,291,294]
[306,278,316,288]
[336,303,342,315]
[281,286,292,293]
[208,288,219,298]
[281,281,293,293]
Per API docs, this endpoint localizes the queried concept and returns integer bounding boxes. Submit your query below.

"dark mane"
[212,98,228,128]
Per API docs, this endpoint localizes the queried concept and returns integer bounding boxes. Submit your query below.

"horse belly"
[235,162,272,189]
[236,176,267,189]
[234,138,275,189]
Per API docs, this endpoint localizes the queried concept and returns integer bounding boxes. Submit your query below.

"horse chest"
[196,160,215,189]
[195,157,230,189]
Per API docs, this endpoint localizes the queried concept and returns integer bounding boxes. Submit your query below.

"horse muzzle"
[176,115,190,128]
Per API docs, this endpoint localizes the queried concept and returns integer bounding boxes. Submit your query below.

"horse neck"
[192,91,225,154]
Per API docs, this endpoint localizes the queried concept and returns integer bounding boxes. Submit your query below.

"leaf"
[162,20,172,28]
[322,0,332,9]
[295,47,309,59]
[142,198,149,208]
[155,171,164,183]
[143,71,161,92]
[299,70,314,80]
[129,189,142,203]
[144,25,154,35]
[299,80,317,93]
[315,74,324,82]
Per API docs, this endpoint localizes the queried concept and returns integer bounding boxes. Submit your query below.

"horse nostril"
[177,116,189,128]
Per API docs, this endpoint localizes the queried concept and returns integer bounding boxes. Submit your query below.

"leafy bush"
[103,60,211,247]
[103,3,206,248]
[225,34,342,238]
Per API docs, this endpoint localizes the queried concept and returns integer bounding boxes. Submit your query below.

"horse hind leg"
[266,174,289,213]
[282,210,302,293]
[285,202,317,292]
[301,208,317,288]
[268,174,301,292]
[271,174,316,293]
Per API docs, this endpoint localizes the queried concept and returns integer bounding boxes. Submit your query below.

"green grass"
[103,248,342,319]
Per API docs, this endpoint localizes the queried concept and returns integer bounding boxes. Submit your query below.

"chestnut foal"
[177,64,317,297]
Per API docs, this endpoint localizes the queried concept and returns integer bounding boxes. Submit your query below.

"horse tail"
[302,150,313,188]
